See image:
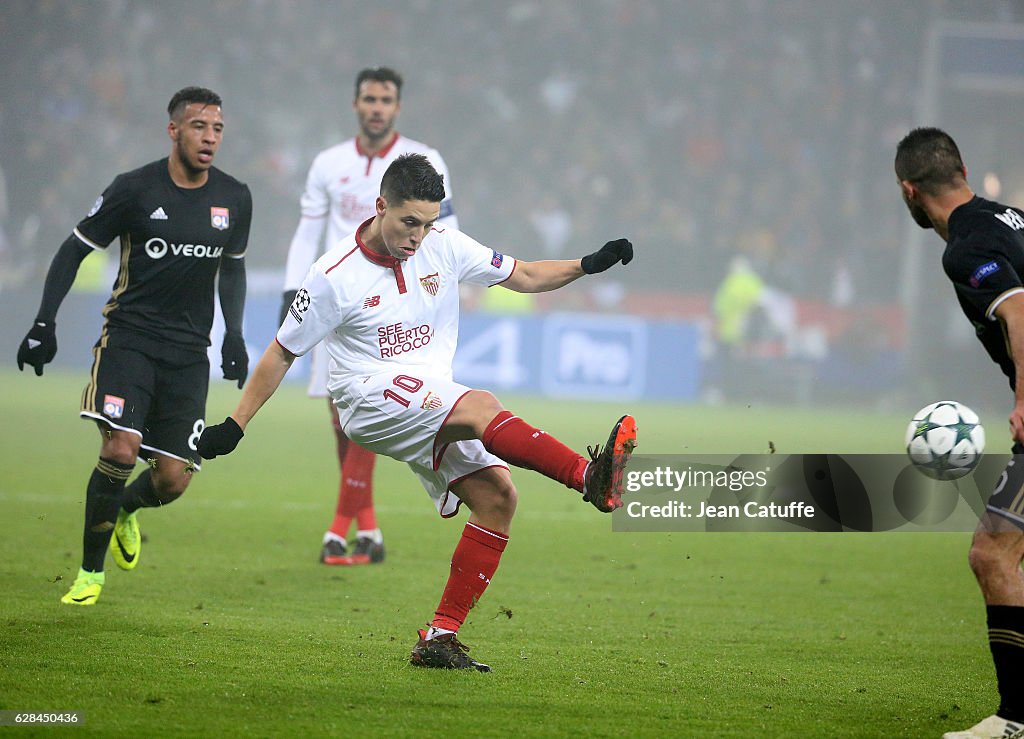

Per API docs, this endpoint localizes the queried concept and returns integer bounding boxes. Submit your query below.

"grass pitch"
[0,369,996,737]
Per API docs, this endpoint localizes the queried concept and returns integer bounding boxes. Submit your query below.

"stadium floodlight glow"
[983,172,1002,198]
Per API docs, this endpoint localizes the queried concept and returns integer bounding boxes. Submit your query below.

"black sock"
[120,472,163,514]
[81,457,134,572]
[988,605,1024,722]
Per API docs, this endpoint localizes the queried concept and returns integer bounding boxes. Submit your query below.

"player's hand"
[279,289,297,326]
[221,332,248,388]
[16,320,57,376]
[581,238,633,274]
[197,417,244,459]
[1010,403,1024,445]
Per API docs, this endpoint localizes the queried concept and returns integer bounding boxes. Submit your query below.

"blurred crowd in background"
[2,0,1021,309]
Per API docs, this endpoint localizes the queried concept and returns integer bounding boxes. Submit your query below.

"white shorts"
[335,371,507,517]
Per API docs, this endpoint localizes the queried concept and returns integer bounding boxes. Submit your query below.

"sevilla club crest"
[421,391,444,410]
[419,272,440,297]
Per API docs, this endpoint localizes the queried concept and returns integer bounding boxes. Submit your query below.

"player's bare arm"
[233,341,296,429]
[197,341,296,459]
[502,238,633,293]
[502,259,585,293]
[994,292,1024,443]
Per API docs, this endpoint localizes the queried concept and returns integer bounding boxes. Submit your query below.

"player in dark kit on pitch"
[16,87,252,606]
[896,128,1024,739]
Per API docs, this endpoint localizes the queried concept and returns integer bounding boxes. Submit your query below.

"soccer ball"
[905,401,985,480]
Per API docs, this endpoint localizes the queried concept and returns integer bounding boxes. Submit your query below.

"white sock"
[357,528,383,544]
[323,531,347,547]
[425,626,455,640]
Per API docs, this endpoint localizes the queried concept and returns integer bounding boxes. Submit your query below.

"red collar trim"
[355,132,400,159]
[356,218,407,294]
[355,218,400,268]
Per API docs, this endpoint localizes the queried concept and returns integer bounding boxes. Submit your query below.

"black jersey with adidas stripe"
[73,158,251,353]
[943,195,1024,387]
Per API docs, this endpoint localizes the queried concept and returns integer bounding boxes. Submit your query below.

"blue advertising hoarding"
[3,289,702,402]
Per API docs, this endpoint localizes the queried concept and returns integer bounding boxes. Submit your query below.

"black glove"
[221,332,248,389]
[581,238,634,274]
[279,289,297,326]
[17,320,57,376]
[197,417,244,459]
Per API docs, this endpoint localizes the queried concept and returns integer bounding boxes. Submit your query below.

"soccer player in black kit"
[16,87,252,606]
[896,128,1024,739]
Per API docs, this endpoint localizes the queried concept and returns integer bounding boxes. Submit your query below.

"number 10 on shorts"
[383,375,424,408]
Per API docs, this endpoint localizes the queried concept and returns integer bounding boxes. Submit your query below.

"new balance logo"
[363,296,381,309]
[150,207,168,220]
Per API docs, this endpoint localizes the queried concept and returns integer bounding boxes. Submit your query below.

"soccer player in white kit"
[280,67,458,566]
[199,154,637,672]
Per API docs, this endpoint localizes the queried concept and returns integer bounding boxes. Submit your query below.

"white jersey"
[277,220,515,402]
[283,133,458,291]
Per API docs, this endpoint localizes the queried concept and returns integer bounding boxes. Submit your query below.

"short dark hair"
[167,87,222,120]
[355,67,403,100]
[895,127,967,195]
[380,154,445,205]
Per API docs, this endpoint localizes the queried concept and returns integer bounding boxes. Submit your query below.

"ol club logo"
[210,207,230,230]
[103,394,125,420]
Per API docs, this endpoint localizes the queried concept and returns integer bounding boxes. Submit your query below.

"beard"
[174,140,202,175]
[360,116,394,143]
[904,196,934,230]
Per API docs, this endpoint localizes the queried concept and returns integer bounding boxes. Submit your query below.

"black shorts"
[80,342,209,468]
[987,442,1024,529]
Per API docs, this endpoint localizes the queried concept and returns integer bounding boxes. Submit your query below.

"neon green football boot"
[110,509,140,571]
[61,568,105,606]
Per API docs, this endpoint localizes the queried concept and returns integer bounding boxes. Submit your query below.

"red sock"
[431,522,509,632]
[482,411,587,491]
[329,409,354,539]
[344,442,377,531]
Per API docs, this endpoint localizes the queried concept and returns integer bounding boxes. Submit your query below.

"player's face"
[899,181,934,230]
[169,103,223,174]
[354,81,400,142]
[377,197,440,260]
